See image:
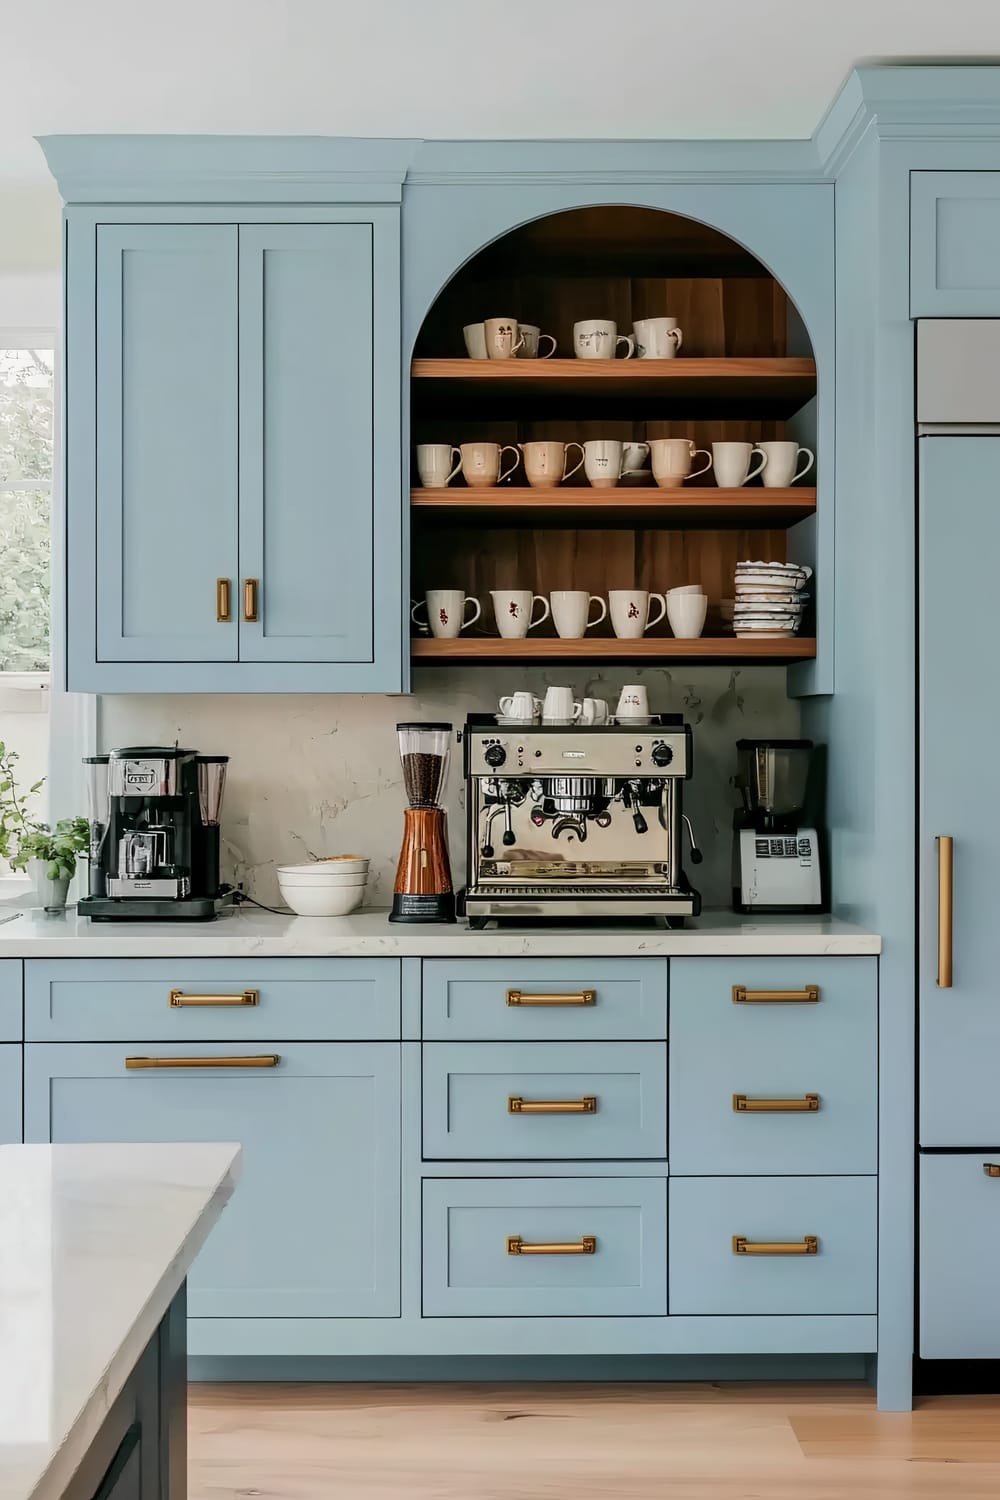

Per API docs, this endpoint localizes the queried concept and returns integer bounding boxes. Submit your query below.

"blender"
[390,722,456,923]
[732,739,823,912]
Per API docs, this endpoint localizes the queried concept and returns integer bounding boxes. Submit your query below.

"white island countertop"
[0,904,880,956]
[0,1143,241,1500]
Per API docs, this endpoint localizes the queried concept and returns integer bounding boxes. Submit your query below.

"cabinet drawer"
[669,957,876,1175]
[421,959,666,1040]
[24,959,400,1041]
[911,172,1000,315]
[422,1041,666,1160]
[0,1045,21,1142]
[422,1176,667,1316]
[669,1176,876,1315]
[920,1154,1000,1358]
[0,961,21,1040]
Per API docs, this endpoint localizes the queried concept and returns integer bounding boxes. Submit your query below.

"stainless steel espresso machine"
[459,714,701,926]
[79,747,230,920]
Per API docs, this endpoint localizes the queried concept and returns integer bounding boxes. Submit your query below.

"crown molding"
[815,64,1000,175]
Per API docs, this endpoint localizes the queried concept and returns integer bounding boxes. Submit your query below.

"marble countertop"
[0,1143,241,1500]
[0,904,880,956]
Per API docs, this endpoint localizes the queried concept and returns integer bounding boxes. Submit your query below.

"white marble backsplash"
[99,666,800,907]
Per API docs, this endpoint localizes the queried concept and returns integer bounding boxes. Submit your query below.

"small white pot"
[29,859,71,913]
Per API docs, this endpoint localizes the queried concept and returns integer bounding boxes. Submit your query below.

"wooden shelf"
[410,486,816,528]
[411,637,816,665]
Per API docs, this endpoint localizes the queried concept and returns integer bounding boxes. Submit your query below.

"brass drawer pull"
[126,1054,279,1070]
[984,1163,1000,1179]
[243,577,259,623]
[169,989,258,1008]
[937,835,954,988]
[507,1235,597,1256]
[508,1095,597,1114]
[216,578,231,622]
[733,1235,818,1256]
[732,985,820,1004]
[506,989,596,1007]
[733,1093,820,1113]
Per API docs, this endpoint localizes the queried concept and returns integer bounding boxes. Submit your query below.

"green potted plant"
[0,741,88,912]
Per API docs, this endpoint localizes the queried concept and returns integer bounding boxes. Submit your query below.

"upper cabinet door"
[238,224,375,664]
[911,172,1000,317]
[95,225,239,661]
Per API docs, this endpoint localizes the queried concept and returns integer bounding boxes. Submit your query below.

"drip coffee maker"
[390,722,456,923]
[732,738,823,912]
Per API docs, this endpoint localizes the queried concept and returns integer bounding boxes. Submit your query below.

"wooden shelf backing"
[410,486,816,529]
[411,636,816,665]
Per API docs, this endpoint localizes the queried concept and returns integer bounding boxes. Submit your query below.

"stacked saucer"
[734,561,812,638]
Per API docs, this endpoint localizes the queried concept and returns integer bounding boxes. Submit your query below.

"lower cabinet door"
[0,1045,21,1142]
[669,1177,876,1315]
[25,1041,400,1317]
[422,1176,667,1317]
[920,1153,1000,1358]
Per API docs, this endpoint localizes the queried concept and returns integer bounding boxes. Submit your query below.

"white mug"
[622,441,650,474]
[581,697,609,724]
[633,316,683,359]
[549,590,607,639]
[498,691,543,721]
[484,318,524,360]
[648,437,713,490]
[518,324,557,359]
[712,441,768,488]
[609,590,667,639]
[583,439,625,490]
[463,322,488,360]
[543,685,582,722]
[490,589,551,639]
[519,440,584,490]
[573,320,635,360]
[666,592,708,639]
[460,442,519,488]
[411,590,481,640]
[416,443,461,489]
[616,684,650,719]
[754,440,815,488]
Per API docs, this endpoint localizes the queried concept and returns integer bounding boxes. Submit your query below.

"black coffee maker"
[79,747,229,921]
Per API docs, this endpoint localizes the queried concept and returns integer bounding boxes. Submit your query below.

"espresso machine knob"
[483,743,507,768]
[651,741,674,767]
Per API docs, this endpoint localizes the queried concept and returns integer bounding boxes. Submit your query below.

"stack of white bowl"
[276,857,369,916]
[733,561,812,638]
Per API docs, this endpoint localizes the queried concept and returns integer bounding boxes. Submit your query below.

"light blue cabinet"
[0,1046,21,1142]
[919,1154,1000,1358]
[66,208,403,692]
[25,1041,401,1319]
[911,172,1000,315]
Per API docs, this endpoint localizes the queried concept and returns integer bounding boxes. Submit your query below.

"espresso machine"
[732,738,823,913]
[459,714,701,926]
[79,747,229,920]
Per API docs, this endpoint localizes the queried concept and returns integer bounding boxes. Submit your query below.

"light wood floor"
[189,1382,1000,1499]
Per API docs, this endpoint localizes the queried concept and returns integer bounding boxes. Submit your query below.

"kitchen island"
[0,1143,240,1500]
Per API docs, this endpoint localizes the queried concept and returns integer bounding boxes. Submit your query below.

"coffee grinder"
[389,722,456,923]
[732,738,823,913]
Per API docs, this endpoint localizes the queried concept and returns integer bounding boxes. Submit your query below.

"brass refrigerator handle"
[169,990,259,1008]
[125,1055,279,1069]
[216,578,231,622]
[733,1093,820,1113]
[732,985,820,1004]
[937,835,954,989]
[506,1235,597,1256]
[508,1096,597,1114]
[733,1236,818,1256]
[243,578,259,623]
[506,989,596,1007]
[984,1164,1000,1179]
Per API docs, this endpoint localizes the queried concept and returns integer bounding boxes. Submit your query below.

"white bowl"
[279,871,368,889]
[279,882,365,917]
[277,859,369,877]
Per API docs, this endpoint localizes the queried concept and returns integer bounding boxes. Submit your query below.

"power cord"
[231,890,294,917]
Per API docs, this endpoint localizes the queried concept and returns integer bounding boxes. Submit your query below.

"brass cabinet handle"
[169,989,258,1008]
[243,578,259,623]
[506,989,596,1007]
[732,985,820,1004]
[125,1054,279,1069]
[507,1235,597,1256]
[216,578,231,622]
[937,835,954,988]
[984,1163,1000,1178]
[733,1093,820,1113]
[508,1095,597,1114]
[733,1235,818,1256]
